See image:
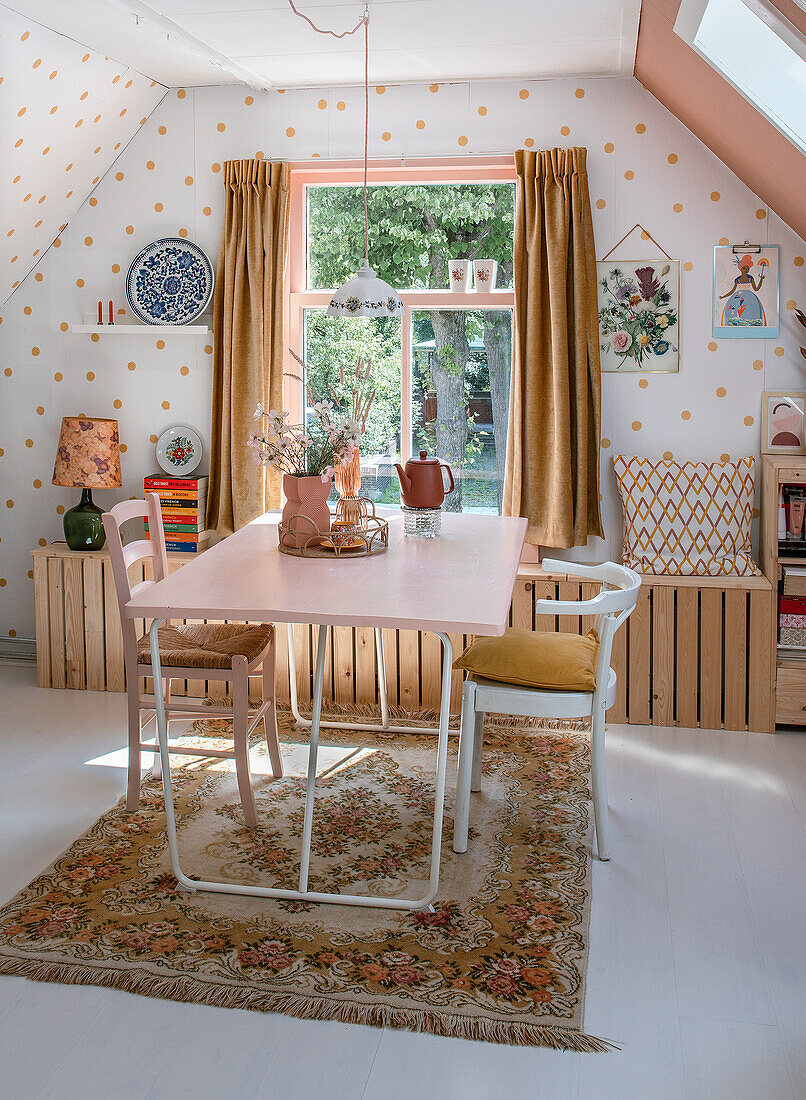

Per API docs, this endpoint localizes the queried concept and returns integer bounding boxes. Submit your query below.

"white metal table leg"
[298,624,328,892]
[452,678,476,854]
[375,627,389,728]
[150,617,455,911]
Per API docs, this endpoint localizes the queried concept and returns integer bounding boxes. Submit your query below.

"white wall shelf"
[70,323,210,334]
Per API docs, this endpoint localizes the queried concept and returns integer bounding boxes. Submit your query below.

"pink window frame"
[284,155,517,468]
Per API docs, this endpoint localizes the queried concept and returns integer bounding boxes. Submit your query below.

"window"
[286,159,516,513]
[675,0,806,153]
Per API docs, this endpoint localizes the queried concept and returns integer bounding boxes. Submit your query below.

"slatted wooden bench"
[32,545,775,734]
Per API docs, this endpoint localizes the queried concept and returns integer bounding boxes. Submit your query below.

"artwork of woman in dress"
[719,254,767,327]
[713,245,779,338]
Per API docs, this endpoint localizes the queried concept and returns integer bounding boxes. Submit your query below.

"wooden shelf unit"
[760,453,806,726]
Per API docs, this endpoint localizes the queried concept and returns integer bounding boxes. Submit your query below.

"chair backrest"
[538,558,642,701]
[102,493,169,671]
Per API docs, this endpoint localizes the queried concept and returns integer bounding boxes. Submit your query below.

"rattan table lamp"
[52,416,122,550]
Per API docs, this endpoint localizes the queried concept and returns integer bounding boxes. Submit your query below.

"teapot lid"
[409,449,440,465]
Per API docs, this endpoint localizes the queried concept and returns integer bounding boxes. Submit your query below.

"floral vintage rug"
[0,708,609,1051]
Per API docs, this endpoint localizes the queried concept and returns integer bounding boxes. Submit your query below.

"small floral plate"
[155,425,203,475]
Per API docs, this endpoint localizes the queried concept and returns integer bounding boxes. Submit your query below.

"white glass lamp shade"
[326,262,404,318]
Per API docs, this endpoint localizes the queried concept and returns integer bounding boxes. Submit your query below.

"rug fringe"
[0,953,617,1052]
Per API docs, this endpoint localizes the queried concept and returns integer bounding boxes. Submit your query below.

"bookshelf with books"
[143,475,210,554]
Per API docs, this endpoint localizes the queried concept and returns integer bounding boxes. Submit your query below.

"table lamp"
[52,416,122,550]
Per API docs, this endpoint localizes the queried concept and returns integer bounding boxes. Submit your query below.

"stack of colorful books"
[143,475,210,553]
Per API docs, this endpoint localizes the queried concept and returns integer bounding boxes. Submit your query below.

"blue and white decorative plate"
[126,238,213,325]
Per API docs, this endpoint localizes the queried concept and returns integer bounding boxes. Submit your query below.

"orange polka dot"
[154,202,163,212]
[91,333,99,343]
[36,406,44,415]
[115,171,124,181]
[317,99,327,110]
[244,95,254,106]
[604,142,614,153]
[86,371,95,381]
[158,125,167,135]
[719,236,729,246]
[84,236,93,246]
[667,153,678,164]
[161,400,170,410]
[111,263,120,274]
[212,162,221,173]
[178,228,188,238]
[708,340,718,351]
[710,191,720,201]
[113,399,122,409]
[575,88,585,99]
[3,368,10,377]
[31,346,40,356]
[673,202,683,213]
[753,359,763,370]
[150,434,158,444]
[632,420,642,431]
[177,89,186,99]
[681,410,691,420]
[524,138,534,148]
[795,256,804,267]
[774,346,785,357]
[146,160,155,170]
[89,196,97,207]
[184,175,193,186]
[477,106,487,117]
[336,101,346,111]
[24,438,32,447]
[180,365,189,376]
[683,261,693,272]
[286,126,295,137]
[595,199,606,210]
[716,386,726,397]
[59,321,68,332]
[375,86,386,95]
[217,122,226,132]
[119,444,127,454]
[638,378,649,389]
[255,150,264,160]
[787,299,797,310]
[54,372,62,381]
[204,344,213,355]
[756,208,766,219]
[721,453,731,463]
[744,415,754,426]
[635,122,646,134]
[381,131,391,142]
[457,136,468,147]
[624,170,634,180]
[203,206,212,216]
[601,438,611,448]
[519,89,529,100]
[56,506,64,514]
[663,451,674,461]
[156,339,165,350]
[416,119,426,129]
[127,361,136,371]
[429,84,438,93]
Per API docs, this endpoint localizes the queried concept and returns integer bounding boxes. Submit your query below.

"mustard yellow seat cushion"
[453,629,599,692]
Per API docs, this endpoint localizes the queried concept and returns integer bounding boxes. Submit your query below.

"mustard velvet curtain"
[206,159,290,535]
[503,147,603,548]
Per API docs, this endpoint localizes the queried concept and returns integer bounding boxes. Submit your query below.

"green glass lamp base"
[63,488,106,551]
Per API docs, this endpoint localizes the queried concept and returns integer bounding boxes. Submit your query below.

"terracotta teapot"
[395,451,455,508]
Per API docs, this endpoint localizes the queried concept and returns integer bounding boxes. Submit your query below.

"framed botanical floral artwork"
[761,392,806,455]
[597,260,680,372]
[713,244,779,339]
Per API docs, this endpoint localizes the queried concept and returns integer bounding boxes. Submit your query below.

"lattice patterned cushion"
[613,454,759,576]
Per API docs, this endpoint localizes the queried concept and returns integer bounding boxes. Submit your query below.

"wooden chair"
[102,493,282,827]
[453,558,641,861]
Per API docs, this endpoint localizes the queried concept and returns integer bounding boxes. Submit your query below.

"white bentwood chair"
[103,493,283,826]
[452,558,641,861]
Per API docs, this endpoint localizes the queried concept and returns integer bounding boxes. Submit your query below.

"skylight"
[676,0,806,153]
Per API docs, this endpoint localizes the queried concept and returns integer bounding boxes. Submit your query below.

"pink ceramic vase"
[282,473,332,549]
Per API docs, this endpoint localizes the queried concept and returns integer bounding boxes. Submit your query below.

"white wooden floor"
[0,664,804,1100]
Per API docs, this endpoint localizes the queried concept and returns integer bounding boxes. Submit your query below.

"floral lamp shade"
[52,417,122,488]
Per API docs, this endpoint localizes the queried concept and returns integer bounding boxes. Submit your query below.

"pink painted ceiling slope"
[635,0,806,243]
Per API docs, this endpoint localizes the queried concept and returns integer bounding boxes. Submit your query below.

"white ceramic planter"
[448,259,471,292]
[473,259,498,290]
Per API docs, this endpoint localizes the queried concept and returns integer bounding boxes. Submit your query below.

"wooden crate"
[31,545,775,733]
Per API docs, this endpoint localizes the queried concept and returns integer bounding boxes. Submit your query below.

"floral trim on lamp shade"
[52,416,122,488]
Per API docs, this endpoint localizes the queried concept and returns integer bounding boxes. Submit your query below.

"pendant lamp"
[288,1,402,318]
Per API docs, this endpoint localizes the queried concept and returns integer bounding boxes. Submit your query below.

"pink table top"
[125,511,527,635]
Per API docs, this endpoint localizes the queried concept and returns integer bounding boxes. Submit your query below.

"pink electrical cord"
[288,1,371,265]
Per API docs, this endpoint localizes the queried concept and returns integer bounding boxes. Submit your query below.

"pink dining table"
[125,509,526,912]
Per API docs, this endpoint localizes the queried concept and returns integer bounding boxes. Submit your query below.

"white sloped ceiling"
[0,3,166,305]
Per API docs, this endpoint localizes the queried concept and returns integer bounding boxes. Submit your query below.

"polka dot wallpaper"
[1,73,805,637]
[0,6,165,305]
